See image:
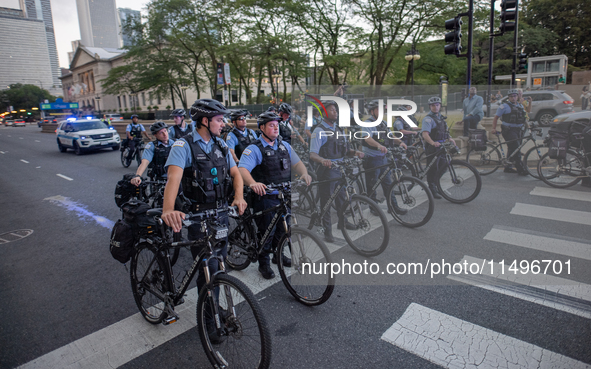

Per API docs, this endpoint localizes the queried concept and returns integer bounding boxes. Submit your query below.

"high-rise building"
[118,7,141,48]
[76,0,120,48]
[0,5,60,96]
[23,0,61,92]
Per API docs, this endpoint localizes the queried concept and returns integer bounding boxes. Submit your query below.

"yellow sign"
[533,78,542,86]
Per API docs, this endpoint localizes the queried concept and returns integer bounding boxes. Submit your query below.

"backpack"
[109,219,135,263]
[115,174,143,208]
[468,129,487,151]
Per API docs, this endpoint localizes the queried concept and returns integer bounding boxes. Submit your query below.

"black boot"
[324,228,335,243]
[429,184,442,199]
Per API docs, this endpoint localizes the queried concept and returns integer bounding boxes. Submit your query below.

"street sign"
[217,63,224,85]
[40,98,78,110]
[533,78,542,86]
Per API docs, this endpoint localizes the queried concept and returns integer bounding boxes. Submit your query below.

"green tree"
[0,84,55,112]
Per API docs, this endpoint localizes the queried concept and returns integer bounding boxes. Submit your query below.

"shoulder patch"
[145,143,152,150]
[173,140,186,147]
[311,133,317,139]
[243,148,252,156]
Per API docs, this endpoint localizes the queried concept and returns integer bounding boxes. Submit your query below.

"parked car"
[13,119,26,127]
[104,113,124,121]
[3,120,14,127]
[552,110,591,126]
[487,90,574,126]
[56,119,121,155]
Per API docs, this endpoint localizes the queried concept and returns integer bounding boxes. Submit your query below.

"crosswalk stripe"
[447,255,591,319]
[531,186,591,203]
[382,303,591,369]
[511,203,591,226]
[484,226,591,261]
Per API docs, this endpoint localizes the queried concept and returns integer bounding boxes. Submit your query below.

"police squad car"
[56,118,121,155]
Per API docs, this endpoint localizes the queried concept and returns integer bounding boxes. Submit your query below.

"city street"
[1,124,590,369]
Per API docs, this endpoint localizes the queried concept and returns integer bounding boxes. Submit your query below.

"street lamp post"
[271,69,281,106]
[404,43,421,101]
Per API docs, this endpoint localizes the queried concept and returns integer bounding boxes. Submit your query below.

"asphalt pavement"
[1,124,590,369]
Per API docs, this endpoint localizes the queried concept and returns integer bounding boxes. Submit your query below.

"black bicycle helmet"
[428,97,442,105]
[365,99,382,111]
[321,100,338,110]
[266,106,276,112]
[257,111,281,128]
[150,121,168,135]
[190,99,230,122]
[278,103,293,115]
[131,114,139,119]
[230,109,249,121]
[170,108,186,117]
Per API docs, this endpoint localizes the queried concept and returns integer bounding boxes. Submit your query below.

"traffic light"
[500,0,516,33]
[444,17,462,56]
[518,52,528,71]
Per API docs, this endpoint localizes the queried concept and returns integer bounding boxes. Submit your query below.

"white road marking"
[484,226,591,261]
[36,166,41,169]
[0,151,5,154]
[448,255,591,319]
[56,174,73,181]
[511,203,591,226]
[531,186,591,202]
[382,303,591,369]
[19,137,23,139]
[20,159,29,163]
[44,195,114,229]
[35,140,40,142]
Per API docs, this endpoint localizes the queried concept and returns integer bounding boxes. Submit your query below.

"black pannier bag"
[115,174,143,208]
[109,219,135,263]
[547,129,568,160]
[468,129,487,151]
[121,200,158,238]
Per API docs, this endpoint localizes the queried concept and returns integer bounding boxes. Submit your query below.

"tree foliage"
[0,84,55,112]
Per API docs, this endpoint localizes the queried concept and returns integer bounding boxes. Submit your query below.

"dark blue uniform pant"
[463,115,482,136]
[425,145,446,187]
[317,165,347,230]
[189,214,229,291]
[363,155,394,203]
[501,126,524,168]
[253,197,288,265]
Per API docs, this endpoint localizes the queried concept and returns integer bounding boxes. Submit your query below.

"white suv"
[56,119,121,155]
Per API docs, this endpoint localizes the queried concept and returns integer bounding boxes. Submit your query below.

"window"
[118,96,121,108]
[232,90,238,102]
[532,62,545,73]
[215,93,223,102]
[123,95,127,108]
[157,92,161,105]
[546,60,559,72]
[142,92,146,106]
[545,76,558,86]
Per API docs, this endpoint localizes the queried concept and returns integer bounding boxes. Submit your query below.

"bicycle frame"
[490,128,541,163]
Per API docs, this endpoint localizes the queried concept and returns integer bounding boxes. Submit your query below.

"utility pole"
[487,0,496,117]
[510,0,520,86]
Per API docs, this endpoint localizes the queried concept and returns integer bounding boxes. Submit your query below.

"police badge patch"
[173,140,186,147]
[214,149,223,159]
[242,148,252,156]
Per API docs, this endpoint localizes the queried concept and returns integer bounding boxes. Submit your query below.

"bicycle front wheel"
[341,194,390,256]
[522,145,549,179]
[291,186,315,228]
[226,220,253,270]
[197,274,272,369]
[437,160,482,204]
[121,148,132,168]
[537,151,584,188]
[387,176,434,228]
[466,143,502,175]
[277,226,335,306]
[130,244,170,324]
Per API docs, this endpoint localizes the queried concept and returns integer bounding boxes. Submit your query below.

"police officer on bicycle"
[310,100,364,243]
[125,114,149,159]
[168,108,192,140]
[225,109,258,163]
[361,99,408,214]
[393,103,421,146]
[491,89,529,175]
[278,103,307,147]
[130,121,175,187]
[238,111,312,279]
[421,97,456,199]
[161,99,248,299]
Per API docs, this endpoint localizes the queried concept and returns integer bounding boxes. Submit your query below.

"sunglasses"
[236,117,246,120]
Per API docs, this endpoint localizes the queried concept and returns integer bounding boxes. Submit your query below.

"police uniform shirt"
[226,128,259,150]
[421,115,439,136]
[238,136,300,172]
[126,123,146,134]
[168,124,192,138]
[361,119,390,158]
[495,102,525,127]
[142,138,175,162]
[310,122,347,162]
[165,131,236,171]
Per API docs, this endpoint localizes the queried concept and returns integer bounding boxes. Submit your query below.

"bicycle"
[403,141,482,204]
[226,182,334,306]
[121,138,144,168]
[293,158,391,256]
[130,206,272,368]
[465,123,547,178]
[537,131,591,188]
[351,147,435,228]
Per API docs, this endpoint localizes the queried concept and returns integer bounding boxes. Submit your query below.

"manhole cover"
[0,229,34,244]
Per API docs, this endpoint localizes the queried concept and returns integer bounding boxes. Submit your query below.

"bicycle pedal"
[162,315,180,325]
